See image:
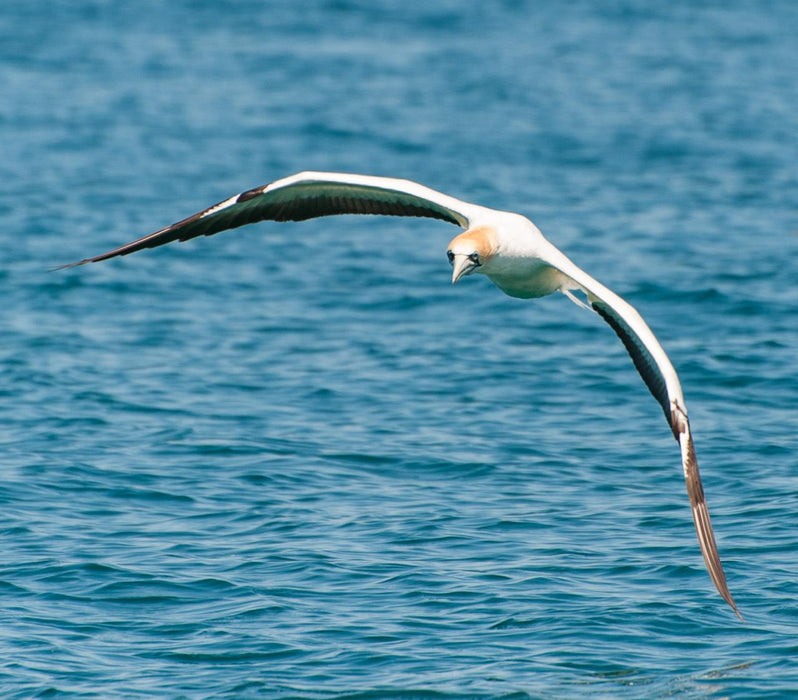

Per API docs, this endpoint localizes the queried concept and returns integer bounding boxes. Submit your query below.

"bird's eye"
[446,250,454,264]
[468,253,480,265]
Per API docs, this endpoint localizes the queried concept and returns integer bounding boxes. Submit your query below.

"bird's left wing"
[538,242,742,620]
[60,171,479,267]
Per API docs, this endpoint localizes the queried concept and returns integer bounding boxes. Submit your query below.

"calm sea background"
[3,1,798,697]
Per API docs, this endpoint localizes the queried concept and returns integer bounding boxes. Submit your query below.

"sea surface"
[3,1,798,697]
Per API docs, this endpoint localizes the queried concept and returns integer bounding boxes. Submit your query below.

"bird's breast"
[483,260,569,299]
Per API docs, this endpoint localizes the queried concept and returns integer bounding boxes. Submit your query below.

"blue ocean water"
[3,0,798,697]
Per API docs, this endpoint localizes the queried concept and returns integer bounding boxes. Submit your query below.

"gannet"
[62,171,741,619]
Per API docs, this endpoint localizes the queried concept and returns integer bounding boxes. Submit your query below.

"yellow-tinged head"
[447,226,498,284]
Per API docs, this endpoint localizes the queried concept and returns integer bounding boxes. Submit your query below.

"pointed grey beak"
[450,254,478,284]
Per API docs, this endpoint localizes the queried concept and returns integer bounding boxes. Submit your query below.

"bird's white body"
[62,170,740,619]
[468,217,573,299]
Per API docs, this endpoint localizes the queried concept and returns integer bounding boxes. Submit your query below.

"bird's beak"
[450,254,479,284]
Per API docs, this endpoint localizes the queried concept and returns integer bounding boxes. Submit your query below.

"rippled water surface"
[3,1,798,697]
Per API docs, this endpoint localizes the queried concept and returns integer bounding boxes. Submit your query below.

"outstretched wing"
[540,242,742,620]
[61,171,481,267]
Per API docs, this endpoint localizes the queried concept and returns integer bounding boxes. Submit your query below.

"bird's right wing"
[60,171,483,267]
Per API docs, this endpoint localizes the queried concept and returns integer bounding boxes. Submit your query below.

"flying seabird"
[62,171,741,619]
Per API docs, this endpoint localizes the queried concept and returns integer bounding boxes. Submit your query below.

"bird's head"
[446,226,498,284]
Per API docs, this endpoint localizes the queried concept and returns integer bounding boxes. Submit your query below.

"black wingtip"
[51,259,92,271]
[723,585,744,622]
[52,245,134,270]
[723,591,744,622]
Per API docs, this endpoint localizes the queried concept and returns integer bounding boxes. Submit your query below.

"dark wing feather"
[60,172,471,267]
[592,300,671,428]
[234,182,465,224]
[677,413,743,620]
